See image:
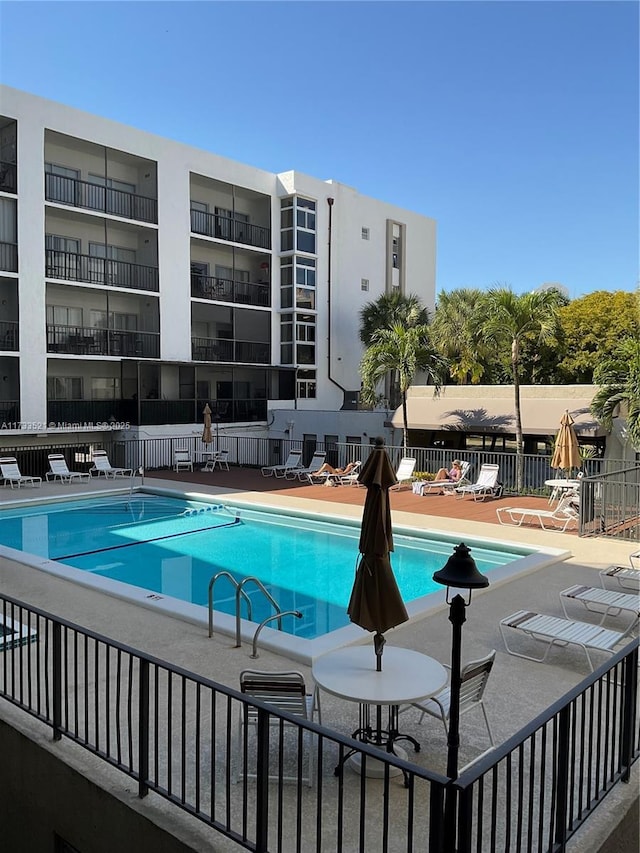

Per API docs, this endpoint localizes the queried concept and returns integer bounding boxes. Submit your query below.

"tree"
[590,337,640,450]
[430,288,492,384]
[360,324,448,451]
[482,287,563,492]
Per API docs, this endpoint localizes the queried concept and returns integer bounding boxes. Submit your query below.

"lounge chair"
[203,449,229,471]
[496,493,578,532]
[334,460,362,486]
[389,457,417,490]
[236,670,321,787]
[454,463,500,501]
[46,453,90,484]
[559,585,639,628]
[416,461,471,496]
[600,564,640,593]
[405,650,495,760]
[89,450,133,479]
[0,457,42,488]
[499,609,639,671]
[261,449,302,478]
[286,450,327,481]
[173,448,193,472]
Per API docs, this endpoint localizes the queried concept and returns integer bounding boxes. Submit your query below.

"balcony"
[45,249,159,292]
[45,173,158,224]
[191,336,270,364]
[0,242,17,273]
[190,274,270,307]
[190,209,270,250]
[0,320,18,351]
[0,161,17,194]
[47,325,160,358]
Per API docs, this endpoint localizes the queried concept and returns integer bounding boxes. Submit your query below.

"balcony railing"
[45,173,158,223]
[47,324,160,358]
[45,249,159,292]
[0,161,17,193]
[191,336,270,364]
[47,399,137,427]
[191,274,270,307]
[190,208,270,249]
[0,400,19,426]
[0,320,18,351]
[0,241,18,273]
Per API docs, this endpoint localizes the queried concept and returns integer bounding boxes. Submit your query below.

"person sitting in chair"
[312,461,358,477]
[434,460,463,482]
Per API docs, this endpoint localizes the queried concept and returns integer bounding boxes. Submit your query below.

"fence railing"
[45,173,158,223]
[45,249,159,292]
[1,594,637,852]
[580,467,640,542]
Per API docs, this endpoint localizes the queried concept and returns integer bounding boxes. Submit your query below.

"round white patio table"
[544,478,581,505]
[312,645,447,782]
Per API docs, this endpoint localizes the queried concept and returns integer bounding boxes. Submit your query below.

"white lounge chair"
[600,564,640,593]
[236,670,321,787]
[286,450,327,480]
[416,461,471,495]
[46,453,90,484]
[559,585,639,628]
[334,460,362,486]
[173,448,193,472]
[203,449,229,471]
[496,493,578,532]
[455,463,500,501]
[261,449,302,478]
[499,609,639,671]
[390,457,417,490]
[89,450,133,479]
[0,457,41,488]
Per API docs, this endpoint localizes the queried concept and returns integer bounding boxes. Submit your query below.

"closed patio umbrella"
[202,403,212,445]
[347,437,409,671]
[551,410,581,474]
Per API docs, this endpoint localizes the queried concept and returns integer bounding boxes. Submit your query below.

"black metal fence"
[1,594,637,852]
[45,248,159,292]
[45,173,158,223]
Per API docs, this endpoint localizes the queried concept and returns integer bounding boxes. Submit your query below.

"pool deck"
[0,469,637,851]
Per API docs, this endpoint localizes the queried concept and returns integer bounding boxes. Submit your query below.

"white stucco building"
[0,86,436,448]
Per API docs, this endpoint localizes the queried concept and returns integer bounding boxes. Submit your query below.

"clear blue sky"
[1,1,638,300]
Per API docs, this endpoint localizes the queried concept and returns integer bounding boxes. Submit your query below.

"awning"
[391,390,605,437]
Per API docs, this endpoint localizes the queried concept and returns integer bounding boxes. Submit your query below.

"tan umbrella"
[551,410,581,474]
[202,403,212,445]
[347,437,409,671]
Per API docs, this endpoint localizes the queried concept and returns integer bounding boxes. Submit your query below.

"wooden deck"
[146,466,575,533]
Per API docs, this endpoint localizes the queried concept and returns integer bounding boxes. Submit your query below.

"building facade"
[0,86,436,446]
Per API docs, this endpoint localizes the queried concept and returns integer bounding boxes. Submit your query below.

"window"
[191,200,210,235]
[297,369,316,399]
[87,174,136,216]
[47,376,83,400]
[361,278,369,292]
[89,242,136,286]
[88,174,136,194]
[91,377,120,400]
[47,305,83,327]
[296,313,316,365]
[45,163,80,204]
[392,235,400,269]
[280,197,294,252]
[280,313,293,363]
[361,227,370,240]
[296,256,316,309]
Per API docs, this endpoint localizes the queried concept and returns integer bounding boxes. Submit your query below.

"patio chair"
[0,457,41,488]
[416,461,471,496]
[286,450,327,480]
[407,650,495,757]
[389,457,417,490]
[203,449,229,471]
[559,585,639,629]
[454,463,500,501]
[46,453,90,484]
[499,609,639,672]
[261,449,302,478]
[173,448,193,473]
[496,493,578,532]
[600,564,640,593]
[236,670,321,787]
[89,450,133,479]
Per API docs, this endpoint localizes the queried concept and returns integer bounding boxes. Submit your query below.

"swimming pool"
[0,488,568,662]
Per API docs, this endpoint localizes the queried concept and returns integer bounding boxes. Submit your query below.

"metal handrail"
[235,576,282,647]
[250,610,302,659]
[208,571,253,638]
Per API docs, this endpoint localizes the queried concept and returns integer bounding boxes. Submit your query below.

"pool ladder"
[208,572,302,658]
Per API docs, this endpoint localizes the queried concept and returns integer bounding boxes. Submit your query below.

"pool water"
[0,493,532,639]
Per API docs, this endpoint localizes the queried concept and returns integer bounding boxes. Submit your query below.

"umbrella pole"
[374,631,385,672]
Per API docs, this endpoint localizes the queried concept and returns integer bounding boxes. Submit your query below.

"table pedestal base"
[347,745,408,778]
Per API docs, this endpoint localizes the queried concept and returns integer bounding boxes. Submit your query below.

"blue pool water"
[0,493,532,639]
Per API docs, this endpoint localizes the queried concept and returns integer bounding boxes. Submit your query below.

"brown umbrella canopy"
[347,437,409,670]
[202,403,213,445]
[551,410,581,473]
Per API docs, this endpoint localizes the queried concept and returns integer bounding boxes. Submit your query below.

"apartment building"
[0,86,436,445]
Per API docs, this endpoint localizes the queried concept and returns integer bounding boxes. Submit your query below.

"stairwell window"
[361,227,370,240]
[361,278,369,292]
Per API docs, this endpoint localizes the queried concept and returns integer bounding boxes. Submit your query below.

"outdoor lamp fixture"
[433,543,489,781]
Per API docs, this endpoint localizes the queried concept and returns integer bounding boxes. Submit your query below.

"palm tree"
[359,292,429,345]
[483,287,563,492]
[590,337,640,450]
[360,324,448,451]
[430,288,491,384]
